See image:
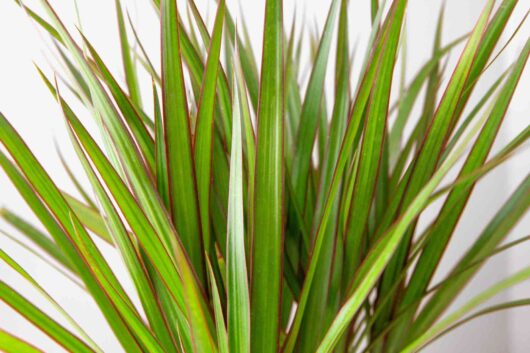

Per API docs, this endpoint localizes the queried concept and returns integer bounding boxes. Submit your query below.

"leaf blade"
[161,0,205,283]
[194,0,226,256]
[251,0,284,352]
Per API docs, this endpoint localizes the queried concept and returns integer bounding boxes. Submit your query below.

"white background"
[0,0,529,352]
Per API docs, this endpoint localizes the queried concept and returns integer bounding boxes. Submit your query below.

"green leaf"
[290,0,340,222]
[161,0,205,282]
[12,1,62,44]
[1,229,82,289]
[284,16,302,160]
[64,106,216,353]
[412,4,445,147]
[207,261,229,353]
[54,43,92,104]
[402,267,530,353]
[65,115,180,352]
[194,0,225,256]
[353,231,530,353]
[81,37,155,171]
[146,84,167,206]
[388,31,467,163]
[0,282,95,353]
[63,193,113,244]
[371,0,379,23]
[127,12,160,85]
[0,249,102,352]
[68,213,168,353]
[251,0,284,352]
[223,6,260,111]
[282,1,407,351]
[316,65,493,353]
[453,0,518,122]
[387,35,530,351]
[441,66,510,162]
[35,1,181,274]
[57,148,97,209]
[0,330,43,353]
[4,0,530,352]
[294,2,350,350]
[227,48,251,353]
[374,0,495,336]
[0,207,72,271]
[172,4,233,146]
[342,0,404,285]
[186,1,210,48]
[315,0,351,219]
[234,46,256,255]
[409,172,530,341]
[0,115,144,353]
[57,90,176,353]
[115,0,142,107]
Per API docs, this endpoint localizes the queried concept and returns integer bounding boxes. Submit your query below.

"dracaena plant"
[1,0,529,352]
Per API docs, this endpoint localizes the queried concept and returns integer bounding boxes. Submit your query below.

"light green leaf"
[227,47,251,353]
[0,330,44,353]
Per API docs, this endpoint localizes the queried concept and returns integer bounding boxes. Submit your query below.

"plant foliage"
[1,0,530,352]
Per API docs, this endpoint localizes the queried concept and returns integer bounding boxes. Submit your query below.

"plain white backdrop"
[0,0,529,352]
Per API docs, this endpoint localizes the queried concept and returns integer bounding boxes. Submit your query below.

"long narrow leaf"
[227,49,251,353]
[194,0,225,256]
[251,0,284,352]
[161,0,205,282]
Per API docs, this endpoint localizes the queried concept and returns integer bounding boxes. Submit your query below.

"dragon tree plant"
[1,0,530,352]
